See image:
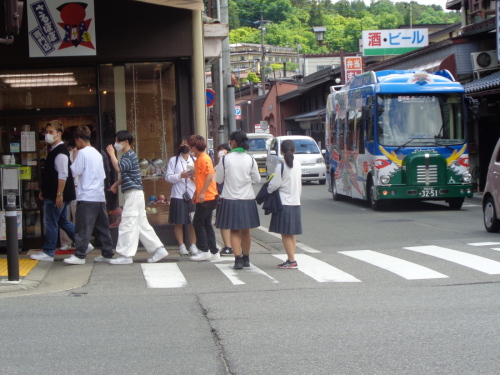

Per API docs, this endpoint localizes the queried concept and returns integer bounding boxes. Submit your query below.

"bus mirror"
[269,150,277,156]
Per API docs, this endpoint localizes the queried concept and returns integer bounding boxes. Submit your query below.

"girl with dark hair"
[267,139,302,269]
[165,137,198,256]
[215,131,261,269]
[216,143,233,256]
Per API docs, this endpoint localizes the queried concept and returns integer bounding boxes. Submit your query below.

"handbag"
[182,191,191,202]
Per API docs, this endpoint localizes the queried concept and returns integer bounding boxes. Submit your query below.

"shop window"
[0,67,96,111]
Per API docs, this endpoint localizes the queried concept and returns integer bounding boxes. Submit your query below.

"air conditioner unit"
[471,50,499,72]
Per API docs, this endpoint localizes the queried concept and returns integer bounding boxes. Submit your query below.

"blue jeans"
[42,199,75,257]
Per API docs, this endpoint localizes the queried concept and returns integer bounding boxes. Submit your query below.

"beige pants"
[116,189,163,257]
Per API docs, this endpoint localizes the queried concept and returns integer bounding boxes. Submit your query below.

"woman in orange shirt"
[188,135,220,261]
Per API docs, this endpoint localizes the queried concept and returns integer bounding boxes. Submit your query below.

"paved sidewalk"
[0,228,273,296]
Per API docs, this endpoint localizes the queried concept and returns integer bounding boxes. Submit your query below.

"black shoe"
[241,255,250,267]
[234,256,243,270]
[220,247,233,256]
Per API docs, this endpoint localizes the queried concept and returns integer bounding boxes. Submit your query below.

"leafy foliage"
[229,0,461,53]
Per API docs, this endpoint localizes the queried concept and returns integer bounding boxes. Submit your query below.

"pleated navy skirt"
[269,205,302,235]
[168,197,195,225]
[215,198,260,230]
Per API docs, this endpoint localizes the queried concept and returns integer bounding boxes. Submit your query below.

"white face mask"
[45,133,57,144]
[114,142,123,152]
[218,150,227,159]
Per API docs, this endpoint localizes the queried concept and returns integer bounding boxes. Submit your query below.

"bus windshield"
[376,93,465,147]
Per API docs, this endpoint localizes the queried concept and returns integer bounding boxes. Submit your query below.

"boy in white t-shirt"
[64,126,115,265]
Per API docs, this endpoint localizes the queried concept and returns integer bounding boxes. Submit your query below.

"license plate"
[420,188,438,197]
[302,169,310,175]
[259,168,266,173]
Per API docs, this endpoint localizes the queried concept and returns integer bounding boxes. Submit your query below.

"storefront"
[0,0,197,249]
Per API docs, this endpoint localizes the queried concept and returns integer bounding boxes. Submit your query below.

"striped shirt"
[119,149,143,193]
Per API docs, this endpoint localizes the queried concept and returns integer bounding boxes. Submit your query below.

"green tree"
[246,72,261,83]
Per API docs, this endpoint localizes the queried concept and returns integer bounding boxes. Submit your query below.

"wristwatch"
[56,192,63,196]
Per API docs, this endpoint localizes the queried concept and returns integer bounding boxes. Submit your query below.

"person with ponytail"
[215,130,261,270]
[267,139,302,269]
[165,137,198,256]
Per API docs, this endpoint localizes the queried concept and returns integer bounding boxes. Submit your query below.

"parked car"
[247,133,273,176]
[266,135,326,184]
[483,138,500,232]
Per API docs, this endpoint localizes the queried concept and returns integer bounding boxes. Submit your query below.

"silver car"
[483,138,500,232]
[266,135,326,184]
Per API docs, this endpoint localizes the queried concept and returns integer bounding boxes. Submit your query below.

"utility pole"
[257,13,272,95]
[220,0,232,142]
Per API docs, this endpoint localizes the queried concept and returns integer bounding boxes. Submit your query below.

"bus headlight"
[379,174,390,185]
[461,172,472,183]
[316,158,325,164]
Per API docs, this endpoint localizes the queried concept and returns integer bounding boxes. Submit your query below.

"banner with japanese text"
[27,0,96,57]
[344,56,363,82]
[362,29,428,56]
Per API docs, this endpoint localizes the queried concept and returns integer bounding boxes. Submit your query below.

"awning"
[133,0,204,11]
[285,108,326,122]
[463,70,500,95]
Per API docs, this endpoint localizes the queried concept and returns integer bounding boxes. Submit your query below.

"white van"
[247,133,274,176]
[266,135,326,184]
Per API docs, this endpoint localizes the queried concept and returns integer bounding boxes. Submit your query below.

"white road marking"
[404,245,500,275]
[468,242,500,246]
[273,254,360,282]
[214,263,279,285]
[141,263,187,288]
[339,250,448,280]
[257,226,321,253]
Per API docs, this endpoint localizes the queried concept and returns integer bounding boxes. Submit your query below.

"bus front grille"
[416,165,438,184]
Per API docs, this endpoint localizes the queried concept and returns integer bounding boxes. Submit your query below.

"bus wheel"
[367,179,382,210]
[448,198,464,210]
[332,175,341,201]
[484,197,500,232]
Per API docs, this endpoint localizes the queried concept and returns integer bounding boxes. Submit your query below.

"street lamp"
[312,26,345,84]
[246,100,251,132]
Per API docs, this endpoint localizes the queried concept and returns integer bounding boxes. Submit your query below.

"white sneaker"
[190,251,211,261]
[94,255,112,263]
[30,252,54,262]
[86,243,94,254]
[109,256,133,265]
[147,247,168,263]
[189,244,199,255]
[63,255,85,265]
[179,244,189,256]
[211,252,221,261]
[59,244,73,250]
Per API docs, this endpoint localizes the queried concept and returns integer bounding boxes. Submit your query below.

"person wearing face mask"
[106,130,168,264]
[215,143,233,256]
[31,120,84,262]
[165,137,198,256]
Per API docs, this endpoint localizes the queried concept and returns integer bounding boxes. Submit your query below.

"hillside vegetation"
[228,0,461,53]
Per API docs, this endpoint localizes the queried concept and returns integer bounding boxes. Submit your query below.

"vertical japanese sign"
[27,0,96,57]
[235,106,242,120]
[362,29,428,56]
[344,56,363,82]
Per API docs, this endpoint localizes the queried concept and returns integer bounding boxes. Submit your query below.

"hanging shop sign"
[27,0,97,57]
[362,29,428,56]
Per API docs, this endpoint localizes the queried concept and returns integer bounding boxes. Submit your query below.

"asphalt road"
[1,181,499,375]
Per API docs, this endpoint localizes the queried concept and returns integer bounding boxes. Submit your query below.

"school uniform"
[267,160,302,235]
[165,154,196,225]
[215,151,261,230]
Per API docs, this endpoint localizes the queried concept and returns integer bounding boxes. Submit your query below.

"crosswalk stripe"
[273,254,360,282]
[141,263,188,288]
[404,245,500,275]
[214,263,279,285]
[257,226,321,253]
[339,250,448,280]
[467,242,500,246]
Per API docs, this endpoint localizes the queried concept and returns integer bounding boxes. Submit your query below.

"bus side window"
[363,105,374,142]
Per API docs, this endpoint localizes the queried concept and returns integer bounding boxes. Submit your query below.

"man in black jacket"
[30,120,89,262]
